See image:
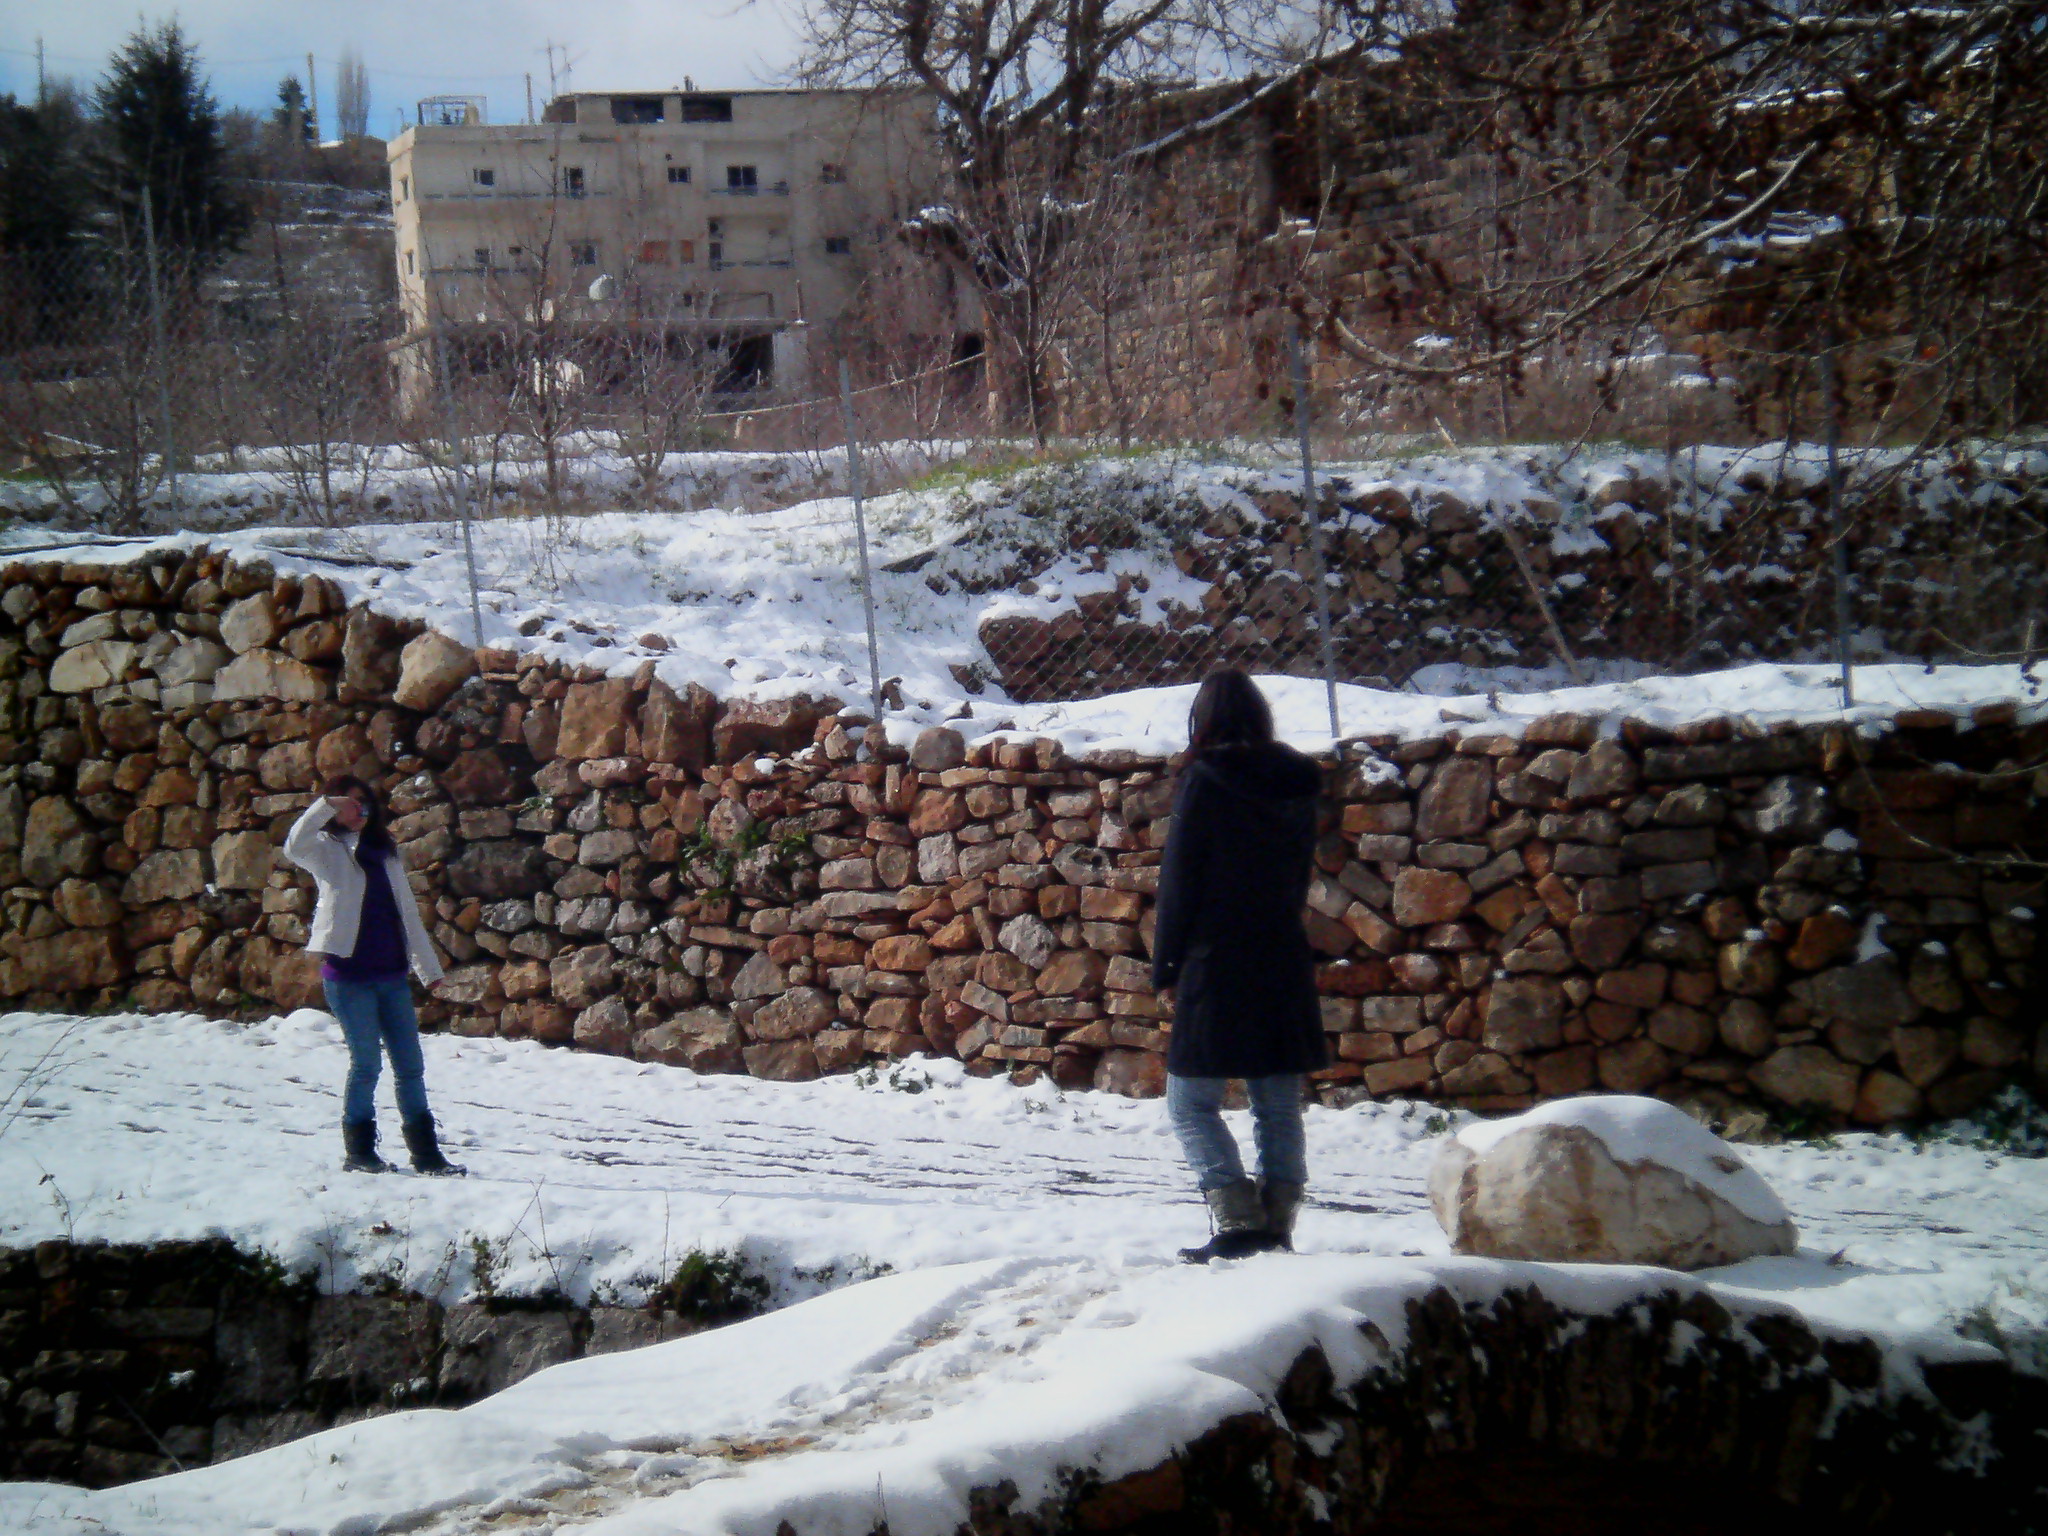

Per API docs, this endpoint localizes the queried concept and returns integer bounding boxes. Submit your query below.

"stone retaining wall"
[1007,1286,2047,1534]
[9,1239,2041,1521]
[0,1240,714,1487]
[4,547,2046,1123]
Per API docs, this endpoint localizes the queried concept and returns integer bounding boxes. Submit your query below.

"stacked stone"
[1309,714,2047,1125]
[978,484,1617,702]
[972,467,2046,708]
[0,1240,711,1488]
[3,549,2044,1124]
[486,701,1182,1097]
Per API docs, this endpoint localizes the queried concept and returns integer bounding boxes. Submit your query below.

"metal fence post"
[1821,347,1854,706]
[839,359,884,722]
[139,187,178,520]
[1287,325,1342,742]
[431,326,487,648]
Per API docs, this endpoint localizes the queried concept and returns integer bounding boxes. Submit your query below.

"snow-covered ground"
[2,1009,2043,1535]
[0,439,964,528]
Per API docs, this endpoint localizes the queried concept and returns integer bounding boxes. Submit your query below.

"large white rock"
[393,630,476,713]
[59,611,123,648]
[48,638,137,694]
[153,636,232,687]
[218,592,283,654]
[212,648,331,702]
[1427,1094,1797,1270]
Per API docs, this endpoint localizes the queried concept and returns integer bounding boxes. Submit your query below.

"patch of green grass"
[652,1249,773,1327]
[201,1239,318,1299]
[1759,1102,1844,1147]
[1914,1086,2048,1159]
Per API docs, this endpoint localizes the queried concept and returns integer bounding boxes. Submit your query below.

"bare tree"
[601,283,721,500]
[335,51,370,143]
[799,0,1396,438]
[0,232,189,533]
[247,291,384,522]
[1298,0,2048,444]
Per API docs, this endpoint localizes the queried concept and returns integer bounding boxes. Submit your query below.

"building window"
[679,95,732,123]
[639,241,670,265]
[823,236,852,255]
[403,249,415,275]
[570,241,597,266]
[726,165,757,192]
[506,245,524,266]
[611,96,664,124]
[472,167,495,187]
[708,241,723,267]
[474,247,491,271]
[667,165,691,184]
[820,163,846,184]
[398,176,410,201]
[677,239,696,263]
[564,166,585,198]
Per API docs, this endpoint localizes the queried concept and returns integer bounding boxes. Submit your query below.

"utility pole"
[306,52,320,143]
[525,73,534,124]
[34,36,44,105]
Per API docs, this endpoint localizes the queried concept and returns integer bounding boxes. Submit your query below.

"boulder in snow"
[1428,1094,1796,1270]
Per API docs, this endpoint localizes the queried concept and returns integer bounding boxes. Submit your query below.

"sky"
[0,0,806,135]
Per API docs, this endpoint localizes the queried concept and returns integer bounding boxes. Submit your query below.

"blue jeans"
[1167,1073,1307,1192]
[324,975,431,1126]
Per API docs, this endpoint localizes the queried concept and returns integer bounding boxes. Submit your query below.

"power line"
[0,42,530,83]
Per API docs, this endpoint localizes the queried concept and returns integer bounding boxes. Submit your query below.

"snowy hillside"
[10,449,2047,757]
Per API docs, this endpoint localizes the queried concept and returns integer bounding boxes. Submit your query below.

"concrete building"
[385,88,947,412]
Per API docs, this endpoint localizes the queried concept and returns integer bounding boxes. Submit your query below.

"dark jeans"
[1166,1073,1308,1192]
[324,974,430,1125]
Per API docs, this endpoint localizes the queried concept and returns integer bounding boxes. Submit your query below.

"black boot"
[1260,1179,1306,1253]
[342,1120,389,1174]
[401,1114,466,1177]
[1179,1179,1280,1264]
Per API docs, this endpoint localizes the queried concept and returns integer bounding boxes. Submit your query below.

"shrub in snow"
[1427,1094,1797,1270]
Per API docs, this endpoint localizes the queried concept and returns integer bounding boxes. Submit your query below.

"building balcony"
[708,182,790,197]
[709,257,795,271]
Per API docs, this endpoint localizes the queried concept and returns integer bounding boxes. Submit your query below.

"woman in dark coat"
[1152,670,1327,1262]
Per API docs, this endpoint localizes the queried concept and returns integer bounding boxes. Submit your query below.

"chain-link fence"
[7,232,2047,724]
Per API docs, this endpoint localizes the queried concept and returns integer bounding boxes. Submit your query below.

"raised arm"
[282,798,355,887]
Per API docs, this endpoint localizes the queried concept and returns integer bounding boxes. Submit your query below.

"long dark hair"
[320,774,393,853]
[1187,669,1276,756]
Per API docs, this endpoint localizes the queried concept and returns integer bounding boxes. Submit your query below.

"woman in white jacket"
[284,776,463,1175]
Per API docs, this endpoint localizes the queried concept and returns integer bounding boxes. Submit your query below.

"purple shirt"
[323,842,410,981]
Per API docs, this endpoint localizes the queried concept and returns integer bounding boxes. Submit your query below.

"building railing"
[419,190,614,202]
[709,257,795,270]
[708,182,791,197]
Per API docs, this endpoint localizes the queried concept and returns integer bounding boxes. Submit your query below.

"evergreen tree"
[95,20,248,269]
[274,74,314,146]
[0,90,88,258]
[0,88,91,340]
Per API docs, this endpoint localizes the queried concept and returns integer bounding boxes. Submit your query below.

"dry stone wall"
[0,1239,715,1488]
[8,1239,2041,1521]
[970,463,2048,699]
[3,546,2046,1125]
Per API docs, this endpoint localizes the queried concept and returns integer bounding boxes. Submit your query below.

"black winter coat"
[1151,741,1329,1078]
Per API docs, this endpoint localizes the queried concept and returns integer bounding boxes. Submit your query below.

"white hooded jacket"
[282,799,445,986]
